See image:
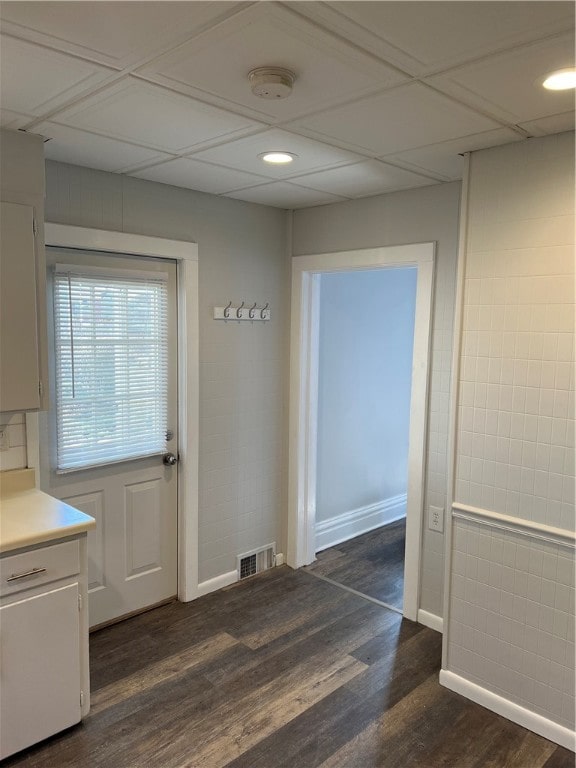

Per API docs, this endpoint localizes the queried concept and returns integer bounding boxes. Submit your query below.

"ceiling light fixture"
[259,151,297,165]
[248,67,296,99]
[542,68,576,90]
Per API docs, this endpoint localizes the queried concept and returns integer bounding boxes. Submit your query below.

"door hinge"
[80,690,84,708]
[32,218,38,236]
[78,593,82,612]
[38,380,44,398]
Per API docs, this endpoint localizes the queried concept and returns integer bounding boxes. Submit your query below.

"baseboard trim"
[417,609,443,633]
[440,670,576,752]
[316,494,407,552]
[197,570,237,597]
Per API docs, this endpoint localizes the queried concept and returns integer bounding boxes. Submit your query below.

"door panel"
[44,249,178,627]
[125,478,162,576]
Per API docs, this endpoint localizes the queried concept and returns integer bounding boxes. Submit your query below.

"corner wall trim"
[196,570,237,597]
[440,670,576,752]
[417,609,443,633]
[315,494,407,552]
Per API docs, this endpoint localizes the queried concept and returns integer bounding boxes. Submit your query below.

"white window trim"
[30,223,200,602]
[288,243,435,622]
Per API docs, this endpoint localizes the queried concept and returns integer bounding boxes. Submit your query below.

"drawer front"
[0,540,80,597]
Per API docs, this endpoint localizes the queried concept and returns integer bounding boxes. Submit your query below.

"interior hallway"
[305,520,406,610]
[4,564,570,768]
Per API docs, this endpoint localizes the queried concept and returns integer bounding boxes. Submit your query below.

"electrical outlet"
[428,505,444,533]
[0,427,9,452]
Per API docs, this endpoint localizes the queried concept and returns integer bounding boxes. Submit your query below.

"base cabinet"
[0,536,89,760]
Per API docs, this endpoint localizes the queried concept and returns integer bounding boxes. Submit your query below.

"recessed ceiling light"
[542,68,576,90]
[259,151,297,165]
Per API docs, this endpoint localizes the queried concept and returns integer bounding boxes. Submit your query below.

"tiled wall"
[293,181,461,617]
[446,132,575,733]
[449,517,575,729]
[455,134,575,528]
[44,161,289,585]
[0,412,27,471]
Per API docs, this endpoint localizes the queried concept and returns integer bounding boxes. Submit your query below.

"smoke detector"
[248,67,296,99]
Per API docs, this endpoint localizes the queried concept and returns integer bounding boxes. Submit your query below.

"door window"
[53,266,168,472]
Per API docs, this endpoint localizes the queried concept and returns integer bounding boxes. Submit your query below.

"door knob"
[163,452,178,466]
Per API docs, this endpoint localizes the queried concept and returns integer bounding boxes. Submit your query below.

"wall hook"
[223,301,232,319]
[236,300,245,319]
[260,302,269,319]
[249,302,257,319]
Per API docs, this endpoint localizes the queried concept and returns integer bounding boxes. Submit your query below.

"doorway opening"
[287,244,434,621]
[304,267,417,613]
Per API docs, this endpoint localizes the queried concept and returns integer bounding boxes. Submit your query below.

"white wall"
[444,132,575,742]
[316,268,416,527]
[293,181,461,617]
[43,160,290,584]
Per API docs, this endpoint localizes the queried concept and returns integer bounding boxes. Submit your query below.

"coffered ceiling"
[1,1,574,209]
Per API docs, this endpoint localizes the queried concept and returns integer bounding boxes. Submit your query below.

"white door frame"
[287,243,435,621]
[39,223,200,602]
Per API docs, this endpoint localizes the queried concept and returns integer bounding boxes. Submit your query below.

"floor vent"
[237,544,276,580]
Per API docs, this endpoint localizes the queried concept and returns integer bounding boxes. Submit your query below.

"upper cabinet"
[0,130,48,411]
[0,202,40,410]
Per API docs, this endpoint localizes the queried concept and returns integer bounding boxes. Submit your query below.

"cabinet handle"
[6,567,47,582]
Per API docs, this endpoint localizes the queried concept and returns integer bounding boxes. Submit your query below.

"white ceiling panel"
[53,77,263,154]
[385,128,522,180]
[35,122,170,173]
[0,2,247,70]
[288,82,501,156]
[288,160,436,197]
[520,111,576,137]
[0,108,34,129]
[1,2,573,209]
[191,129,363,178]
[138,3,407,122]
[430,34,575,124]
[227,181,347,209]
[0,35,114,117]
[319,1,575,75]
[131,157,270,194]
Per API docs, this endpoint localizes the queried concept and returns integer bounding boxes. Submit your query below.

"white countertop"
[0,469,95,553]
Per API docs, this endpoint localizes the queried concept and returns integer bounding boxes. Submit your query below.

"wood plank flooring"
[305,520,406,609]
[4,566,572,768]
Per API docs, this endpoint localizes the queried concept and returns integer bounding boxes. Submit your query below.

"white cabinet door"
[0,583,81,760]
[0,201,40,411]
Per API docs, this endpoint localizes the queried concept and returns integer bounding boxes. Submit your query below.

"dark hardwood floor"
[305,520,406,609]
[5,566,572,768]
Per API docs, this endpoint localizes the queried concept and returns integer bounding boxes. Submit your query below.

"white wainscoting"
[443,504,575,749]
[315,493,407,552]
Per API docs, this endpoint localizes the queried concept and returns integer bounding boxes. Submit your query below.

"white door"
[43,249,178,627]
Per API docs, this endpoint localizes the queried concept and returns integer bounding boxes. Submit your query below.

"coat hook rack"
[214,302,271,322]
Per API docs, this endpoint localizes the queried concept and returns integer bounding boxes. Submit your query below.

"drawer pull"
[6,567,47,582]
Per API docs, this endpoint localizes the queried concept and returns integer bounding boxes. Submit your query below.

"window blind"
[53,267,168,472]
